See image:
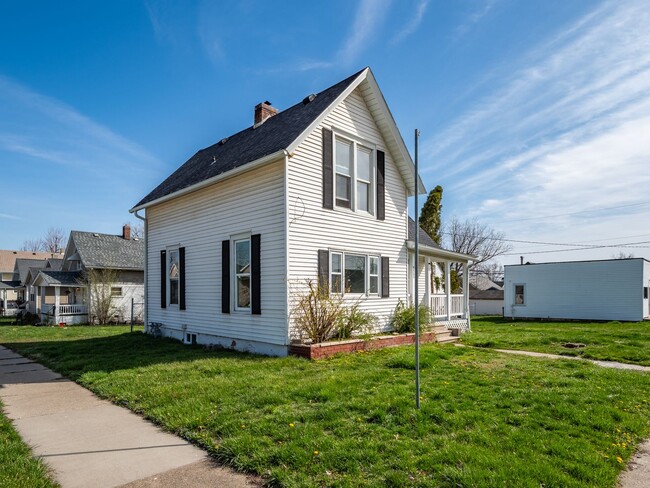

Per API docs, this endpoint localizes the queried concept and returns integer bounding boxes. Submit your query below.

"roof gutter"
[406,241,477,262]
[129,149,289,213]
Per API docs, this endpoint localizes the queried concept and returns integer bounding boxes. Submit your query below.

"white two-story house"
[131,67,473,356]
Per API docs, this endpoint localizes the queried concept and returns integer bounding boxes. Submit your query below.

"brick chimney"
[123,224,131,240]
[254,101,278,127]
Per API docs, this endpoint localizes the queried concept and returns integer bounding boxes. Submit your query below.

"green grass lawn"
[1,325,650,487]
[0,403,58,488]
[463,316,650,366]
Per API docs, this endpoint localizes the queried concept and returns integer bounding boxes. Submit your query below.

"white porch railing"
[58,304,88,315]
[43,304,88,316]
[430,294,464,318]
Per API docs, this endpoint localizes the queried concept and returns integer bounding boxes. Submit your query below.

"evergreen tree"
[419,185,443,245]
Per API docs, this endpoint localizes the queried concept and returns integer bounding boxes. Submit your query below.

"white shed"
[504,258,650,322]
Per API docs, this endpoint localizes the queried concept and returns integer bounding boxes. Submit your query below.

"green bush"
[390,300,431,334]
[334,303,377,340]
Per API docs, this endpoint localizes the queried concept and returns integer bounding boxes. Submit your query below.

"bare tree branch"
[41,227,67,253]
[20,239,43,252]
[445,217,512,274]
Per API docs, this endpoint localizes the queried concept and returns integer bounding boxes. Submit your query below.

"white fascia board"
[406,241,477,262]
[130,149,288,212]
[364,70,426,196]
[285,68,369,155]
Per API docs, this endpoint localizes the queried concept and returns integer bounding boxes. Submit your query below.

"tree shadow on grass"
[2,332,275,381]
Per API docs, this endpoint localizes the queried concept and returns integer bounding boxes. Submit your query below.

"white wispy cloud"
[391,0,429,45]
[454,0,499,39]
[422,0,650,262]
[287,0,393,72]
[0,75,161,181]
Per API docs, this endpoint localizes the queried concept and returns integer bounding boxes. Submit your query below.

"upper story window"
[169,249,180,305]
[234,238,251,310]
[334,135,375,215]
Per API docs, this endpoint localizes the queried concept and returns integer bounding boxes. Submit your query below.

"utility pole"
[414,128,421,409]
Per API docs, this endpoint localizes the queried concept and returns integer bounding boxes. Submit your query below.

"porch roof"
[0,280,20,289]
[406,241,476,262]
[34,270,84,287]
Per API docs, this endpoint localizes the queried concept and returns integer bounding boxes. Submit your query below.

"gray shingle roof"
[408,217,440,249]
[469,288,504,300]
[14,258,48,284]
[71,231,144,270]
[37,270,83,286]
[134,68,367,208]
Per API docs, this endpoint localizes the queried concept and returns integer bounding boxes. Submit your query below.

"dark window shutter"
[179,247,186,310]
[376,150,385,220]
[221,240,230,314]
[160,250,166,308]
[251,234,261,315]
[381,256,390,298]
[318,250,329,292]
[322,128,333,209]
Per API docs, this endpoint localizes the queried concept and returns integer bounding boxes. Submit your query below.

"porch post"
[462,262,469,319]
[444,261,451,322]
[425,258,431,311]
[54,287,60,324]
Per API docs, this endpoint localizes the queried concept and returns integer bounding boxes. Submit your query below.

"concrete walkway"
[455,344,650,372]
[0,345,258,488]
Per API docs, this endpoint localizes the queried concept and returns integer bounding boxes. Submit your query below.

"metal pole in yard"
[130,297,134,332]
[414,128,421,410]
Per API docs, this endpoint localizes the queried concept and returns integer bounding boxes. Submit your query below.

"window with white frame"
[514,284,525,305]
[110,287,123,297]
[330,252,342,294]
[329,252,380,295]
[234,238,251,310]
[334,135,374,214]
[168,249,180,305]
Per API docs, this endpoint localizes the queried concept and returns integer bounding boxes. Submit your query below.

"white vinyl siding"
[504,259,649,321]
[287,87,409,336]
[146,160,287,349]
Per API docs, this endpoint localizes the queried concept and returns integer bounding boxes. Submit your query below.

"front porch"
[32,270,89,325]
[41,303,89,325]
[407,238,474,334]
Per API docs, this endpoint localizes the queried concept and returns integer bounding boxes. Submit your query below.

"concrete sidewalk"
[0,345,258,488]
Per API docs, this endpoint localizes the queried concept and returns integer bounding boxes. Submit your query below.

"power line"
[486,201,650,224]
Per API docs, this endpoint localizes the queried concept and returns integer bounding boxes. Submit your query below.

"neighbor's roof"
[469,288,504,300]
[70,231,144,270]
[0,280,20,289]
[14,258,49,284]
[132,67,425,210]
[0,250,56,273]
[35,270,83,287]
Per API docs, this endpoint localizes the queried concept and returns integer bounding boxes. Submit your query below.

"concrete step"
[436,335,459,344]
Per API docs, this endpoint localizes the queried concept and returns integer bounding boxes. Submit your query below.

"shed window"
[110,287,123,297]
[514,284,525,305]
[644,287,649,299]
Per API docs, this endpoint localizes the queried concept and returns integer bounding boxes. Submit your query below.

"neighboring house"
[504,258,650,322]
[27,226,145,324]
[0,250,56,313]
[469,275,504,315]
[131,68,474,356]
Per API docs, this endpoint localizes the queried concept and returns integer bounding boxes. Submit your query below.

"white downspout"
[133,209,147,331]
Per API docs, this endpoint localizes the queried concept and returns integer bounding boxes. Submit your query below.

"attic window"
[302,93,317,104]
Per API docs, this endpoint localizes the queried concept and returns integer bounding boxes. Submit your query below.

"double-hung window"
[234,238,251,310]
[334,135,374,215]
[329,252,380,296]
[168,249,180,305]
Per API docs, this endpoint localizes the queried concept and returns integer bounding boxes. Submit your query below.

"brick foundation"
[288,332,438,360]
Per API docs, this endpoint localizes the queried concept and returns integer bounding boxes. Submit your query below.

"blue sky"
[1,0,648,265]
